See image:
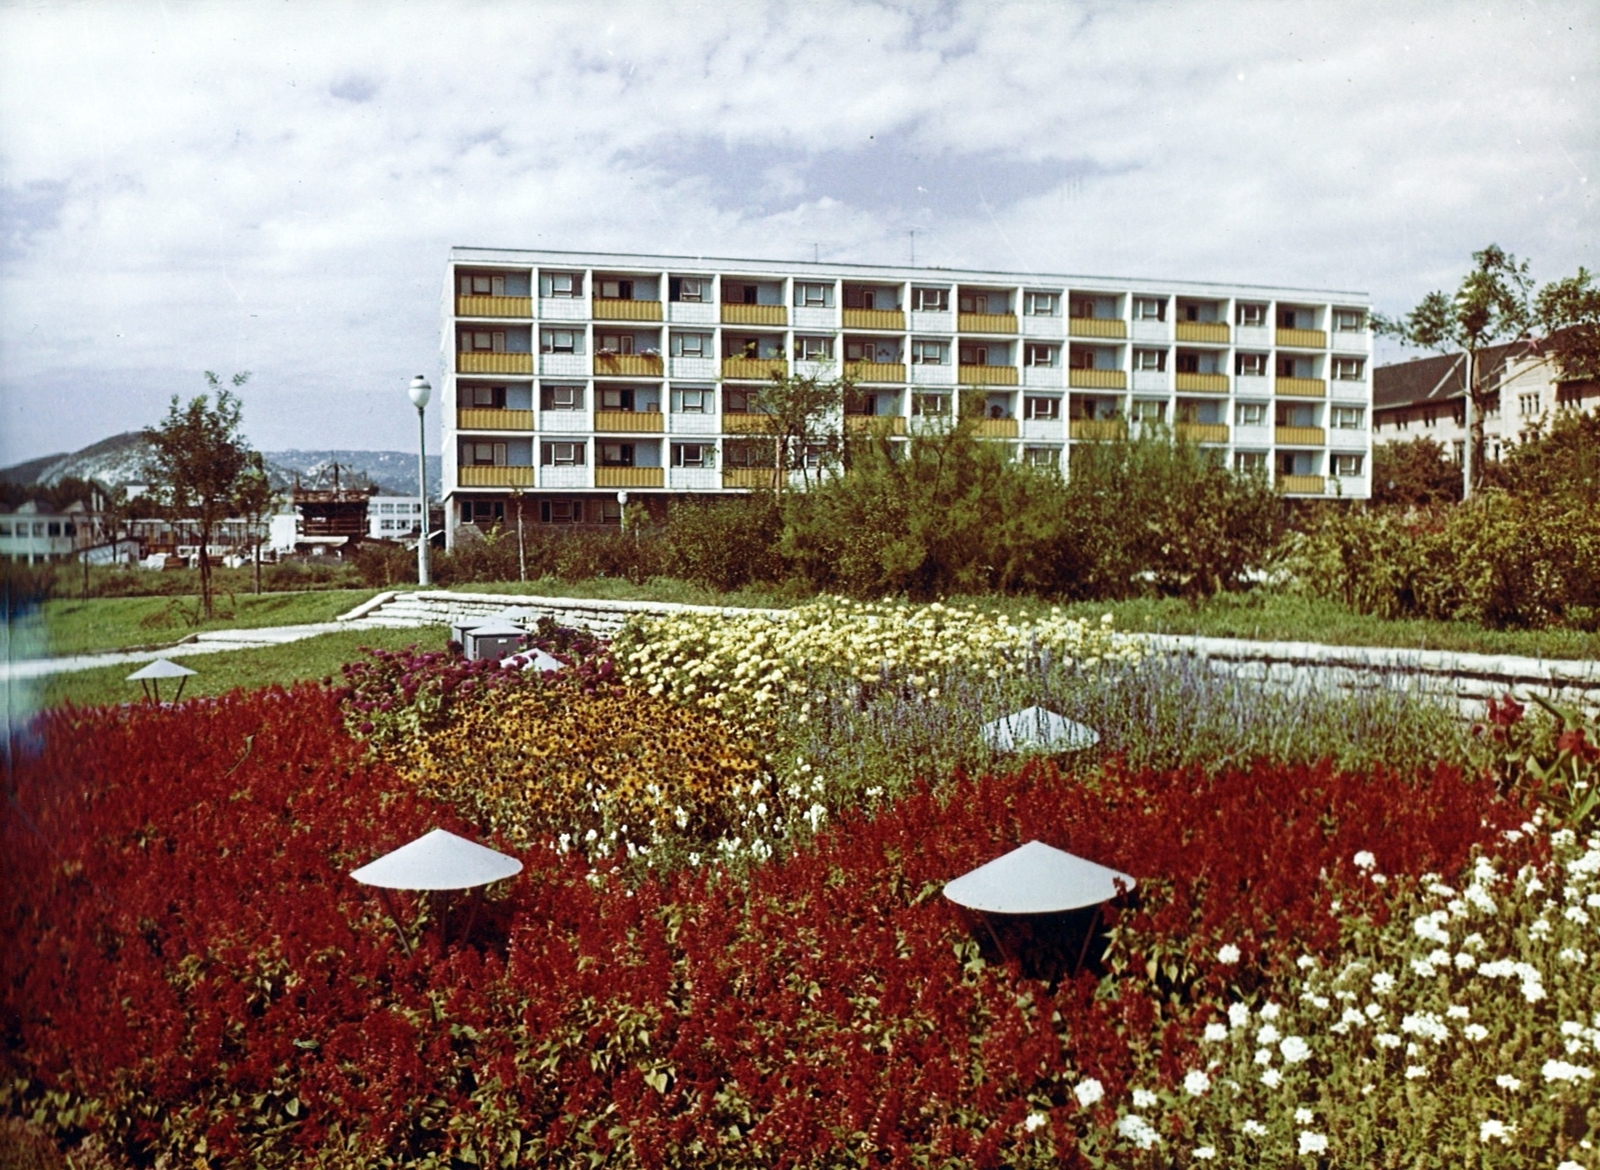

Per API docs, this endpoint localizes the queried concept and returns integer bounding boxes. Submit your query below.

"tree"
[143,372,253,617]
[753,369,852,496]
[1534,267,1600,382]
[1370,436,1463,508]
[233,451,275,596]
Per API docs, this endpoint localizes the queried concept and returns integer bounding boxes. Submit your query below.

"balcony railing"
[1276,328,1327,349]
[455,295,532,318]
[459,466,533,487]
[1276,377,1326,397]
[456,408,533,431]
[959,365,1020,386]
[845,415,908,435]
[842,308,905,330]
[958,312,1018,334]
[1276,426,1326,445]
[595,466,664,489]
[1175,372,1229,393]
[1070,419,1127,441]
[593,410,664,433]
[723,468,780,489]
[1175,321,1230,343]
[1068,369,1127,389]
[1068,318,1128,339]
[457,352,534,375]
[844,361,906,383]
[1278,474,1326,494]
[722,357,788,380]
[972,418,1019,438]
[1176,422,1230,443]
[722,414,779,433]
[592,298,663,321]
[721,304,787,326]
[593,353,663,377]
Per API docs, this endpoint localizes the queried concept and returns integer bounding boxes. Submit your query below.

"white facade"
[367,495,424,540]
[441,248,1372,541]
[0,501,86,563]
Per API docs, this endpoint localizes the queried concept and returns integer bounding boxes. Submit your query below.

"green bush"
[660,495,784,591]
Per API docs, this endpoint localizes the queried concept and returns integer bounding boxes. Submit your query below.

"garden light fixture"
[407,374,432,587]
[351,828,523,954]
[125,657,196,704]
[980,706,1099,754]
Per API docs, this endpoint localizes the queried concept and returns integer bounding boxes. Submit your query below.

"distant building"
[367,495,424,541]
[0,500,86,563]
[1373,337,1600,463]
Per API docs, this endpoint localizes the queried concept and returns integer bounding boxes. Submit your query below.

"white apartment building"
[440,248,1373,542]
[367,495,425,541]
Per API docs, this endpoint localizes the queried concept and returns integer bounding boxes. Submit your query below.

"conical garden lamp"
[980,706,1099,754]
[944,840,1135,979]
[126,658,197,704]
[351,828,523,955]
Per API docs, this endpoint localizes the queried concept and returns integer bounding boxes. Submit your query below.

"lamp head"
[616,490,629,506]
[408,375,432,409]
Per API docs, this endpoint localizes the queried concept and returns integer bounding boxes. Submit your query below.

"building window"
[1333,309,1365,332]
[461,273,507,296]
[911,393,950,417]
[1332,453,1364,477]
[599,387,636,411]
[596,332,635,356]
[672,443,712,468]
[466,385,506,408]
[912,287,949,311]
[462,330,506,353]
[1332,406,1365,429]
[1519,392,1540,416]
[1236,401,1268,427]
[541,500,582,524]
[724,388,756,414]
[795,336,835,361]
[958,292,996,314]
[600,442,635,467]
[1235,451,1267,474]
[1133,348,1166,372]
[1129,399,1164,423]
[541,384,583,410]
[1025,344,1058,368]
[1024,291,1060,316]
[671,387,710,413]
[1423,407,1437,428]
[542,272,582,298]
[670,332,711,358]
[794,282,834,307]
[1332,357,1365,381]
[670,277,705,302]
[540,441,585,466]
[911,339,948,365]
[598,278,634,300]
[1237,303,1266,327]
[1236,353,1268,377]
[1023,446,1060,467]
[725,282,760,306]
[465,442,508,466]
[959,344,991,366]
[1024,396,1060,420]
[1133,297,1166,321]
[540,329,582,355]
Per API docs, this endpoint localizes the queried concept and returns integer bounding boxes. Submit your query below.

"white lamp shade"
[408,375,432,409]
[126,658,198,681]
[944,840,1136,914]
[350,828,522,890]
[980,706,1099,753]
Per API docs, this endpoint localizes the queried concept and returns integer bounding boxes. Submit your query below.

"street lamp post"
[408,375,433,587]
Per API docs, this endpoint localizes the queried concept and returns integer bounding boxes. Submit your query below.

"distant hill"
[0,434,441,501]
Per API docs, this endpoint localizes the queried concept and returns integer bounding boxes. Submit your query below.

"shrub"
[659,496,784,592]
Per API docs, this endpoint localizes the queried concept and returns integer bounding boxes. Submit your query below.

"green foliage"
[1470,693,1600,833]
[1370,437,1463,508]
[659,495,784,591]
[1500,409,1600,508]
[1534,265,1600,380]
[753,369,850,489]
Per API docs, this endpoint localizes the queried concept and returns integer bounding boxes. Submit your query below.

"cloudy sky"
[1,0,1595,463]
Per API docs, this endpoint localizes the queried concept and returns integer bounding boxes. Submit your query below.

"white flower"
[1297,954,1318,970]
[1203,1023,1228,1043]
[1374,1033,1402,1049]
[1353,850,1377,870]
[1073,1078,1105,1108]
[1542,1059,1596,1083]
[1131,1088,1158,1109]
[1217,944,1241,964]
[1446,1004,1471,1019]
[1280,1036,1312,1064]
[1562,948,1591,965]
[1495,1074,1522,1090]
[1478,1118,1514,1144]
[1401,1012,1449,1044]
[1023,1112,1047,1133]
[1364,1002,1383,1019]
[1192,1146,1216,1160]
[1259,1003,1282,1021]
[1559,1162,1586,1170]
[1371,972,1396,995]
[1454,952,1477,969]
[1255,1048,1274,1066]
[1260,1067,1282,1088]
[1116,1114,1161,1150]
[1228,1002,1251,1029]
[1184,1070,1211,1096]
[1256,1023,1281,1046]
[1298,1131,1328,1155]
[1405,1065,1428,1079]
[1294,1107,1314,1124]
[1241,1119,1268,1137]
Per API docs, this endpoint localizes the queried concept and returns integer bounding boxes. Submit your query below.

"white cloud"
[0,0,1595,460]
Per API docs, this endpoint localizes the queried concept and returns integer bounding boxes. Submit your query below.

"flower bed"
[2,684,1531,1168]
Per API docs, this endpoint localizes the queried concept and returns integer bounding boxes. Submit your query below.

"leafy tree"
[1370,437,1463,508]
[233,450,275,595]
[1534,267,1600,381]
[1500,410,1600,508]
[753,369,852,496]
[143,372,253,617]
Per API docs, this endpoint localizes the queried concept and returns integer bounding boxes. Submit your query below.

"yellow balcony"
[959,365,1019,386]
[1176,321,1230,343]
[1175,372,1230,393]
[845,415,907,435]
[722,468,780,490]
[1068,369,1127,389]
[723,357,788,380]
[456,295,532,318]
[1276,377,1326,397]
[1277,328,1327,349]
[459,466,533,487]
[594,410,664,433]
[1070,419,1127,441]
[1176,422,1230,443]
[958,312,1018,334]
[1278,474,1326,494]
[593,353,663,377]
[1276,426,1325,446]
[592,298,663,321]
[972,417,1019,438]
[722,414,779,434]
[844,361,906,383]
[457,352,533,375]
[842,308,905,330]
[595,467,664,489]
[1068,318,1128,339]
[456,408,533,431]
[721,304,787,326]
